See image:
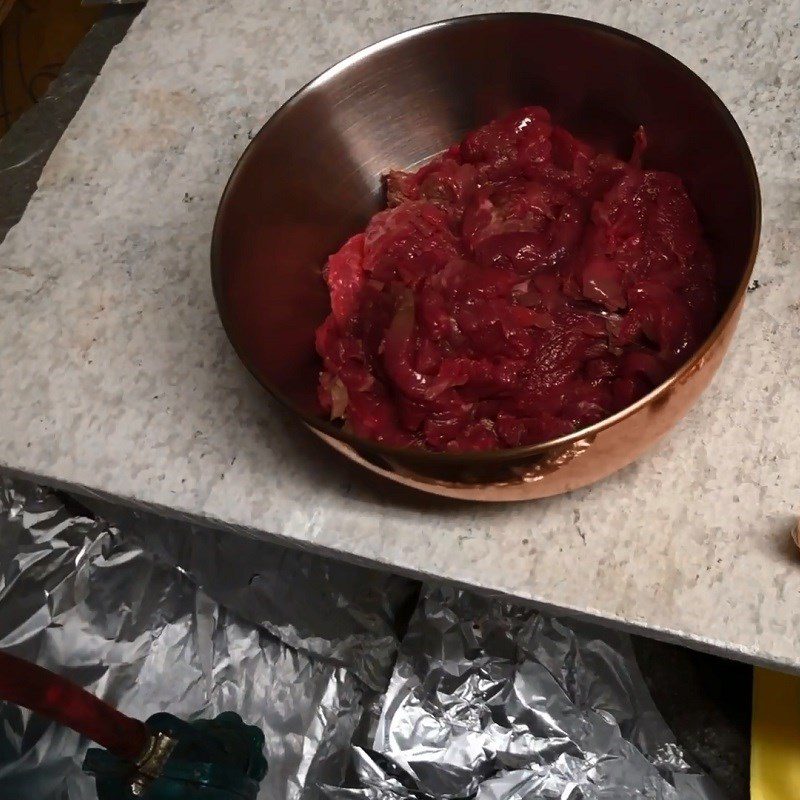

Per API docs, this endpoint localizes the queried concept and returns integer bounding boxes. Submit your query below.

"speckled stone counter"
[0,0,798,669]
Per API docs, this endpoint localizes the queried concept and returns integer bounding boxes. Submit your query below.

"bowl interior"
[212,13,759,462]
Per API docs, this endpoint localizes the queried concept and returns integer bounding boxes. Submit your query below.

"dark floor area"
[633,638,751,798]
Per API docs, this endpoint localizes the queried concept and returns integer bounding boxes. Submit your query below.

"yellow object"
[751,667,800,799]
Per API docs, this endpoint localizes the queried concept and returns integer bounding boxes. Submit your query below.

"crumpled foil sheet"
[76,495,416,693]
[0,478,398,800]
[0,476,722,799]
[321,587,723,800]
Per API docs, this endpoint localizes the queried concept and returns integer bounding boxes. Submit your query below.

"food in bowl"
[315,106,717,452]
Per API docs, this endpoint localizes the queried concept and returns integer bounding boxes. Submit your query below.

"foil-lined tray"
[0,477,721,799]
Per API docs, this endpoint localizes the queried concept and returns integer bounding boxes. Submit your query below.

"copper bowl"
[211,13,760,501]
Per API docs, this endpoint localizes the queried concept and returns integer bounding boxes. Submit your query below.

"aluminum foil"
[321,587,723,800]
[0,478,371,800]
[77,495,417,692]
[0,476,722,799]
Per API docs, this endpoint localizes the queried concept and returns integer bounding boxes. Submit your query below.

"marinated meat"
[315,107,717,451]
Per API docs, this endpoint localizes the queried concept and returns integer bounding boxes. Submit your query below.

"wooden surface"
[0,0,99,135]
[0,1,16,28]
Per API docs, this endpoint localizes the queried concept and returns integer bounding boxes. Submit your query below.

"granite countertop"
[0,1,798,669]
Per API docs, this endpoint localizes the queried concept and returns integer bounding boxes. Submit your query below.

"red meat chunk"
[315,107,717,451]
